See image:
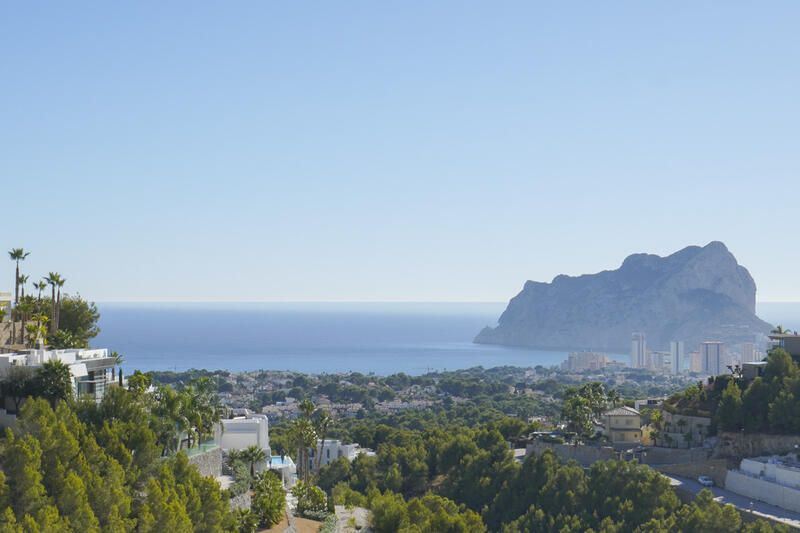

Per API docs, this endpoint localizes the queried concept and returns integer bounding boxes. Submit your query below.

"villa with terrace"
[0,347,117,427]
[220,408,296,487]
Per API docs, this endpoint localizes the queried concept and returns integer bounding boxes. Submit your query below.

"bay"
[92,301,800,375]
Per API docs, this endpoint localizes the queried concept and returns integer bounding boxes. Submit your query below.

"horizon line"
[91,298,800,304]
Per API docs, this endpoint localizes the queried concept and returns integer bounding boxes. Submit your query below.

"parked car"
[698,476,714,487]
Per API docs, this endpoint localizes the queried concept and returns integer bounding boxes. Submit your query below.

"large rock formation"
[475,242,772,353]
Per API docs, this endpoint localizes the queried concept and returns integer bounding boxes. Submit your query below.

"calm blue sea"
[92,302,800,376]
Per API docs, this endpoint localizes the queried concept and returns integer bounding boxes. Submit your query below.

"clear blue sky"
[2,2,798,302]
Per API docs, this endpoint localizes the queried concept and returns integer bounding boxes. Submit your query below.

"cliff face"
[474,242,772,353]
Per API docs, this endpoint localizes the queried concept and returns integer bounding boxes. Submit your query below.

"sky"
[2,2,799,302]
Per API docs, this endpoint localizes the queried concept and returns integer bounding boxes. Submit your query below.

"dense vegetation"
[271,404,785,533]
[663,347,800,435]
[0,398,234,532]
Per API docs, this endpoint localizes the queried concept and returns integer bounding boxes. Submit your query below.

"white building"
[701,341,724,375]
[726,455,800,513]
[561,351,610,371]
[0,348,116,406]
[669,341,684,375]
[645,350,670,373]
[220,408,271,457]
[630,333,646,369]
[741,342,756,364]
[307,439,374,474]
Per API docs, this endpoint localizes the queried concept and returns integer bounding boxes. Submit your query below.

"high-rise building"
[689,350,703,373]
[670,341,685,375]
[645,350,670,372]
[701,341,724,375]
[741,342,756,364]
[630,332,646,368]
[561,351,611,371]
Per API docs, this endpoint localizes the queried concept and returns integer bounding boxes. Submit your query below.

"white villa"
[307,439,375,474]
[0,348,116,402]
[220,408,271,456]
[0,347,117,428]
[220,408,296,486]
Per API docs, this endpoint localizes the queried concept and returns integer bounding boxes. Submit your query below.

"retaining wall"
[714,433,800,460]
[725,470,800,514]
[656,459,730,487]
[187,446,222,478]
[526,441,616,465]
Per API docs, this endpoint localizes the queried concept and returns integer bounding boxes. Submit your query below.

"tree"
[291,480,326,519]
[33,280,48,312]
[561,393,592,437]
[314,410,332,476]
[0,366,36,412]
[8,248,30,345]
[369,489,409,532]
[17,274,28,298]
[111,351,125,380]
[717,380,743,431]
[765,348,796,382]
[770,325,792,335]
[34,360,73,407]
[233,508,258,533]
[53,294,100,346]
[44,272,61,334]
[15,296,34,346]
[251,470,285,527]
[607,388,621,408]
[242,445,267,478]
[26,313,49,348]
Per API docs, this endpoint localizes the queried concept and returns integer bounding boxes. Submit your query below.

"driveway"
[664,474,800,530]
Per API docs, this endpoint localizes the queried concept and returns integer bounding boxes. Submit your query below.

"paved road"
[664,474,800,530]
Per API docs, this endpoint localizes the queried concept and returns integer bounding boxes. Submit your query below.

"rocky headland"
[475,241,772,353]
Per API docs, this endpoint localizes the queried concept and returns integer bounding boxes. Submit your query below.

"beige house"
[602,406,642,444]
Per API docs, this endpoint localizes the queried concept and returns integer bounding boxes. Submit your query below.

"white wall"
[726,470,800,513]
[220,416,269,452]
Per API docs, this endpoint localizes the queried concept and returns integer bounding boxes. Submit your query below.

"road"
[664,474,800,530]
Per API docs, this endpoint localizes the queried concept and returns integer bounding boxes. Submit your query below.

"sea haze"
[93,302,799,375]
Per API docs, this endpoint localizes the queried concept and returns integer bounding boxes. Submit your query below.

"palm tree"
[606,389,621,408]
[33,281,48,313]
[313,410,331,476]
[54,275,65,332]
[771,325,792,335]
[44,273,63,334]
[16,297,35,346]
[290,417,316,485]
[17,274,28,298]
[242,444,267,477]
[8,248,30,344]
[110,351,125,380]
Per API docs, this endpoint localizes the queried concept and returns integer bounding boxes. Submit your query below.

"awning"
[70,363,88,378]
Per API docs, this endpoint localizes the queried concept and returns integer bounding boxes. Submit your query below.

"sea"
[92,301,800,376]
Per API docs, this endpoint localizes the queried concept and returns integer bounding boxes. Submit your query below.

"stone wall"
[0,321,23,346]
[725,470,800,513]
[639,447,711,465]
[526,441,616,466]
[187,446,222,478]
[656,459,730,487]
[713,432,800,460]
